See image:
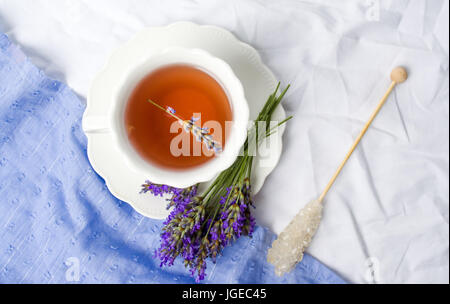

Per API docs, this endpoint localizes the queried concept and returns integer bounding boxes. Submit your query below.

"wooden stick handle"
[318,80,397,203]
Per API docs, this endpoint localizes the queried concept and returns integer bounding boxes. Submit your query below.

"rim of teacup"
[107,47,249,188]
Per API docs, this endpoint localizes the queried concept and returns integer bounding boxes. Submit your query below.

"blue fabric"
[0,33,346,284]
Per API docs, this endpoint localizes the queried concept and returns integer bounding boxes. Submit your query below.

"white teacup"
[83,47,249,188]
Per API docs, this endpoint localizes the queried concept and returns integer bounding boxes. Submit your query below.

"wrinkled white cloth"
[0,0,448,283]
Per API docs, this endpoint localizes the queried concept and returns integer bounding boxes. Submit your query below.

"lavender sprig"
[144,179,255,281]
[143,84,291,282]
[147,99,222,153]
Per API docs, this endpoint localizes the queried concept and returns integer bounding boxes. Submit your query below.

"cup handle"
[82,116,110,134]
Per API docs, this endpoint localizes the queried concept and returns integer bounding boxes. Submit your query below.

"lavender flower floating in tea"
[147,99,222,153]
[142,84,292,281]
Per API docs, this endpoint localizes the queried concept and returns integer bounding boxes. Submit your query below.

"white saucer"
[83,22,286,219]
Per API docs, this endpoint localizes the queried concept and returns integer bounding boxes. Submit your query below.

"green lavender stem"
[202,83,292,234]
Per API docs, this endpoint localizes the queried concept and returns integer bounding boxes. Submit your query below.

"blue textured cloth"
[0,33,345,284]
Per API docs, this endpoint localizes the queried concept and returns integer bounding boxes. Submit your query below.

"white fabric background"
[0,0,448,284]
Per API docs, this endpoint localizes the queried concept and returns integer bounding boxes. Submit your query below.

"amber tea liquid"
[124,64,233,170]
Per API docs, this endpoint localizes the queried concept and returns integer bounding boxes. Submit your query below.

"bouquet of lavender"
[142,83,291,281]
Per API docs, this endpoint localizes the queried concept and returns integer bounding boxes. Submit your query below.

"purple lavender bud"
[166,106,176,114]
